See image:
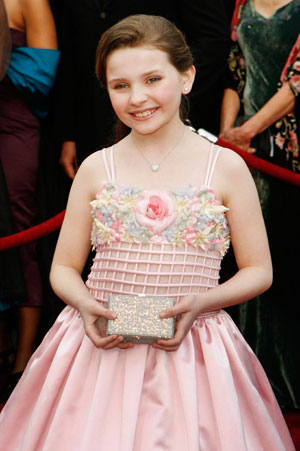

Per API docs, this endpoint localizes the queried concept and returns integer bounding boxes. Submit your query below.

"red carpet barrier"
[217,138,300,188]
[0,138,300,251]
[0,211,65,251]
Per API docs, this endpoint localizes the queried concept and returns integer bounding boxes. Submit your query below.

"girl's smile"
[130,107,159,120]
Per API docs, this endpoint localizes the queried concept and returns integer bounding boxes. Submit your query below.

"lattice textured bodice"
[86,242,223,303]
[86,144,230,303]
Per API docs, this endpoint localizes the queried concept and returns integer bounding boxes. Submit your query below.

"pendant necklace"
[132,128,186,172]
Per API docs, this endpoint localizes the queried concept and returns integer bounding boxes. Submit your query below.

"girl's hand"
[220,126,256,153]
[79,298,133,350]
[152,295,200,352]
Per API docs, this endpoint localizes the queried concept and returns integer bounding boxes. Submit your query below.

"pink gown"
[0,145,295,450]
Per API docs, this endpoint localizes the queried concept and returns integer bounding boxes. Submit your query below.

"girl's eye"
[147,77,160,84]
[114,83,127,89]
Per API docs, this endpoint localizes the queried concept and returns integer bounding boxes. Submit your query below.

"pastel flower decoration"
[90,182,230,254]
[134,190,177,233]
[96,208,103,222]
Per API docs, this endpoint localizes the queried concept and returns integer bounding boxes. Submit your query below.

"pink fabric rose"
[134,190,177,233]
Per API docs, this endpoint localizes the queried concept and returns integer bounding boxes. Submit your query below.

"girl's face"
[106,46,195,136]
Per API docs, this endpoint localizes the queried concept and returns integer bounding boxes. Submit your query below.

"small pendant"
[151,164,159,172]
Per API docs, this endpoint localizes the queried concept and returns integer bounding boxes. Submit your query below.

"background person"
[0,0,59,403]
[220,0,300,407]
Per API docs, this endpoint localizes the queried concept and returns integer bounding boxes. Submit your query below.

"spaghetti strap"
[204,144,222,187]
[102,146,116,182]
[110,146,116,182]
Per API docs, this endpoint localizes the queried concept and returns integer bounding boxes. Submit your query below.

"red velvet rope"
[0,139,300,251]
[217,138,300,187]
[0,211,65,251]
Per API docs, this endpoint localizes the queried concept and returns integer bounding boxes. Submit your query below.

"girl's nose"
[129,86,148,105]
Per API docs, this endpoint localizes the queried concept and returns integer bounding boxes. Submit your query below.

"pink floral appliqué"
[134,190,177,233]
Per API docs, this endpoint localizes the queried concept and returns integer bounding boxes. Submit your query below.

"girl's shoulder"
[212,144,253,205]
[189,131,248,175]
[217,145,249,173]
[74,149,110,197]
[79,148,111,179]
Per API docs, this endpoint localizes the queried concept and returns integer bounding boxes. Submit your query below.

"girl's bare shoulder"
[188,133,250,181]
[217,145,249,174]
[216,145,258,207]
[75,149,112,194]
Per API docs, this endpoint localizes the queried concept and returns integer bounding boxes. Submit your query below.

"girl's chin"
[125,117,162,134]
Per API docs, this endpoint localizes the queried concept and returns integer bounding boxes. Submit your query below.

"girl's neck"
[130,120,186,159]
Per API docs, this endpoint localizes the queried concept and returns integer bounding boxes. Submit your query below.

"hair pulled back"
[95,14,194,142]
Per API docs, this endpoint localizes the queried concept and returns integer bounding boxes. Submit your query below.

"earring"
[184,87,188,92]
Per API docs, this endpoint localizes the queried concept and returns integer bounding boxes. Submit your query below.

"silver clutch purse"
[106,293,175,344]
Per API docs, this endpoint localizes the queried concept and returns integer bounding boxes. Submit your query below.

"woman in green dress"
[220,0,300,408]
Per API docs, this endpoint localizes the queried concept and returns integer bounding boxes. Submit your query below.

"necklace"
[132,128,186,172]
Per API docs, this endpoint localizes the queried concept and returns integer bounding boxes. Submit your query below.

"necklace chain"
[131,128,186,172]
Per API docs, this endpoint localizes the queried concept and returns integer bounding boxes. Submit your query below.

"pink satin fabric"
[0,306,294,450]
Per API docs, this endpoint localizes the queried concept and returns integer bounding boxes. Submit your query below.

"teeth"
[134,109,155,118]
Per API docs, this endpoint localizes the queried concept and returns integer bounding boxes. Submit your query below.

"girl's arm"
[21,0,57,48]
[220,82,296,151]
[50,156,132,350]
[154,149,272,352]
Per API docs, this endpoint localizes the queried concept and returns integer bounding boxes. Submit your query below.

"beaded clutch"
[106,294,175,344]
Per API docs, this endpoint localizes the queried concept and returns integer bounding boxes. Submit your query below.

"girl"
[0,14,295,451]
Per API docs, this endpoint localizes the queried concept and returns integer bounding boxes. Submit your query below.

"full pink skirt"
[0,307,295,450]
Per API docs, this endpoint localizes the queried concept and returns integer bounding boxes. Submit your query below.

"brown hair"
[95,14,194,142]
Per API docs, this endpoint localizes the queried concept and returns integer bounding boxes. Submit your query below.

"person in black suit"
[55,0,231,178]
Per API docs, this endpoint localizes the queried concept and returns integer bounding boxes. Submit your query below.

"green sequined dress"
[228,0,300,408]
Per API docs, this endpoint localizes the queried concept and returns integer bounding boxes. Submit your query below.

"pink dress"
[0,145,295,450]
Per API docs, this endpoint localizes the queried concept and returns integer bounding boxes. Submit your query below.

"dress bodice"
[86,144,230,304]
[90,181,230,255]
[90,145,230,255]
[237,0,300,115]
